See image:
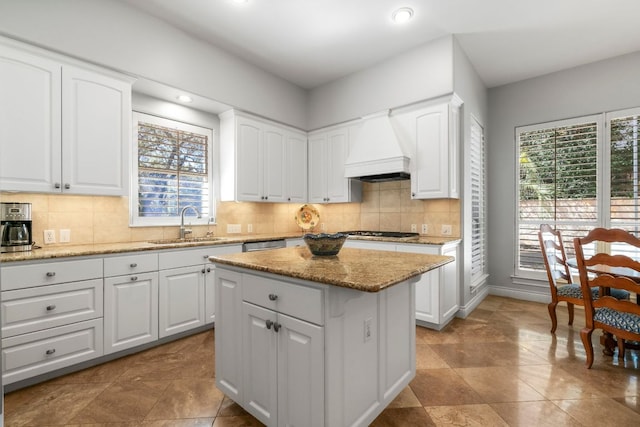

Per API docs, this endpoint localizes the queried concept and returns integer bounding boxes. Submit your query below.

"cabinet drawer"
[104,253,158,277]
[1,258,103,291]
[2,318,103,385]
[242,274,323,325]
[159,244,242,270]
[2,279,103,338]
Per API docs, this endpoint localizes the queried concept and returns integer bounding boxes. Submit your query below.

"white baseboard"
[488,286,551,304]
[456,285,490,318]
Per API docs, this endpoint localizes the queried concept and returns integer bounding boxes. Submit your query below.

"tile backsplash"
[1,181,459,247]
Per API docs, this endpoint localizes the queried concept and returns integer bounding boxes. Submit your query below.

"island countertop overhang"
[209,246,454,292]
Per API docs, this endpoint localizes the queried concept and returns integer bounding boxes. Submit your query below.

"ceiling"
[120,0,640,90]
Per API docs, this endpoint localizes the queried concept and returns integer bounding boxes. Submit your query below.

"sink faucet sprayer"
[180,206,201,239]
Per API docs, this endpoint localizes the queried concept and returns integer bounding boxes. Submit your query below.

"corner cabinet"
[0,42,132,195]
[308,124,362,204]
[392,94,462,199]
[220,110,307,203]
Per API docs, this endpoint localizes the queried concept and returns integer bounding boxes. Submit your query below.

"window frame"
[130,111,215,227]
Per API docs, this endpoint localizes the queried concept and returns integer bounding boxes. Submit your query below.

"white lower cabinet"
[104,272,158,354]
[396,242,459,329]
[242,302,324,427]
[0,258,104,385]
[158,266,206,338]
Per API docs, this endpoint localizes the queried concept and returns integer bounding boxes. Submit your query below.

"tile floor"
[4,295,640,426]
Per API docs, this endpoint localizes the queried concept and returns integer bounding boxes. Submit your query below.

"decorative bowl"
[303,233,347,256]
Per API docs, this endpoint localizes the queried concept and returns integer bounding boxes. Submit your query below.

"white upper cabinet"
[308,124,362,204]
[220,110,307,203]
[61,65,131,196]
[0,43,132,195]
[393,94,462,199]
[0,45,62,193]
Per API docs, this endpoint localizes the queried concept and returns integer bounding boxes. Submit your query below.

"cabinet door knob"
[130,263,137,268]
[202,268,206,274]
[206,267,211,273]
[46,272,56,277]
[45,349,56,355]
[54,183,61,189]
[268,293,278,301]
[130,276,138,281]
[265,319,273,329]
[203,255,209,259]
[273,322,281,332]
[46,304,56,311]
[64,183,70,190]
[411,192,416,197]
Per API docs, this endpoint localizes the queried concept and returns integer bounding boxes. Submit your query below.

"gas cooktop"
[340,230,420,239]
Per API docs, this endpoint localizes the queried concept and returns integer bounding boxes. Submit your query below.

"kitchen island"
[210,246,453,427]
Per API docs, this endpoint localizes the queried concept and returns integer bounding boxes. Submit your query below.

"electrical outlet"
[363,318,372,342]
[227,224,241,234]
[59,229,71,243]
[441,224,452,235]
[43,229,56,244]
[421,224,428,234]
[410,224,417,233]
[247,224,253,233]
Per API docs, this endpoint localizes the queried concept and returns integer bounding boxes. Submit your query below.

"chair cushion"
[556,284,629,300]
[556,284,597,299]
[594,308,640,335]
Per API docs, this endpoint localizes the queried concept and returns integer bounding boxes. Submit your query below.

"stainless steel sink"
[147,237,225,245]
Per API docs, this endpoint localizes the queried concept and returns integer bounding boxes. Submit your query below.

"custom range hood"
[344,110,411,182]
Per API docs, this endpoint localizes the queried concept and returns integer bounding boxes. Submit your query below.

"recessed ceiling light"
[177,94,193,103]
[392,7,414,24]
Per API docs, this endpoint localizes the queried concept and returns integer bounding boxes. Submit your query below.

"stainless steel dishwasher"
[242,239,286,252]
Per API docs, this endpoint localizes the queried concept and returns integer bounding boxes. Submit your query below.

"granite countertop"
[209,246,454,292]
[0,233,460,263]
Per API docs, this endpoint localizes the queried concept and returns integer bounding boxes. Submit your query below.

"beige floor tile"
[554,398,640,426]
[490,401,583,426]
[68,380,169,424]
[145,378,223,420]
[516,364,608,400]
[212,415,265,426]
[410,369,483,406]
[429,341,548,368]
[416,343,450,369]
[370,407,435,427]
[454,367,547,403]
[385,386,422,408]
[424,404,509,426]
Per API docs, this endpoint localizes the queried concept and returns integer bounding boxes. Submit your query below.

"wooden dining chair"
[538,224,593,333]
[573,227,640,368]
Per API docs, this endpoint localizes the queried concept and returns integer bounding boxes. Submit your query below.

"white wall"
[487,51,640,299]
[0,0,308,129]
[453,38,489,310]
[307,36,455,129]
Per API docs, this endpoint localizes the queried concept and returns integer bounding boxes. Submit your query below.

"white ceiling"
[120,0,640,89]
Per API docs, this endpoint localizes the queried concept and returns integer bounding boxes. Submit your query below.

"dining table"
[566,257,640,355]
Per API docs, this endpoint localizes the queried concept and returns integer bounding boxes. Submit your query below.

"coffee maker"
[1,202,33,253]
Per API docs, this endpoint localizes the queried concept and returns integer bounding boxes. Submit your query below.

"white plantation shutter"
[131,112,214,226]
[610,113,640,227]
[517,116,600,272]
[470,117,487,284]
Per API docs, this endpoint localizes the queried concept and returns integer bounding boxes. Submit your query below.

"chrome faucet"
[180,206,201,239]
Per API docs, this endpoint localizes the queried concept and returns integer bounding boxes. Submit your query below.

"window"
[470,116,487,286]
[130,112,214,226]
[516,108,640,277]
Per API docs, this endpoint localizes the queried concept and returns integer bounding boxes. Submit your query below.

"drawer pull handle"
[265,319,273,329]
[45,349,56,355]
[273,322,281,332]
[130,263,138,268]
[130,276,138,281]
[46,304,56,311]
[268,294,278,301]
[46,272,56,277]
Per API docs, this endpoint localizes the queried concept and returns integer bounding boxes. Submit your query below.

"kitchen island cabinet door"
[0,44,62,193]
[158,266,205,338]
[215,269,244,403]
[104,272,158,354]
